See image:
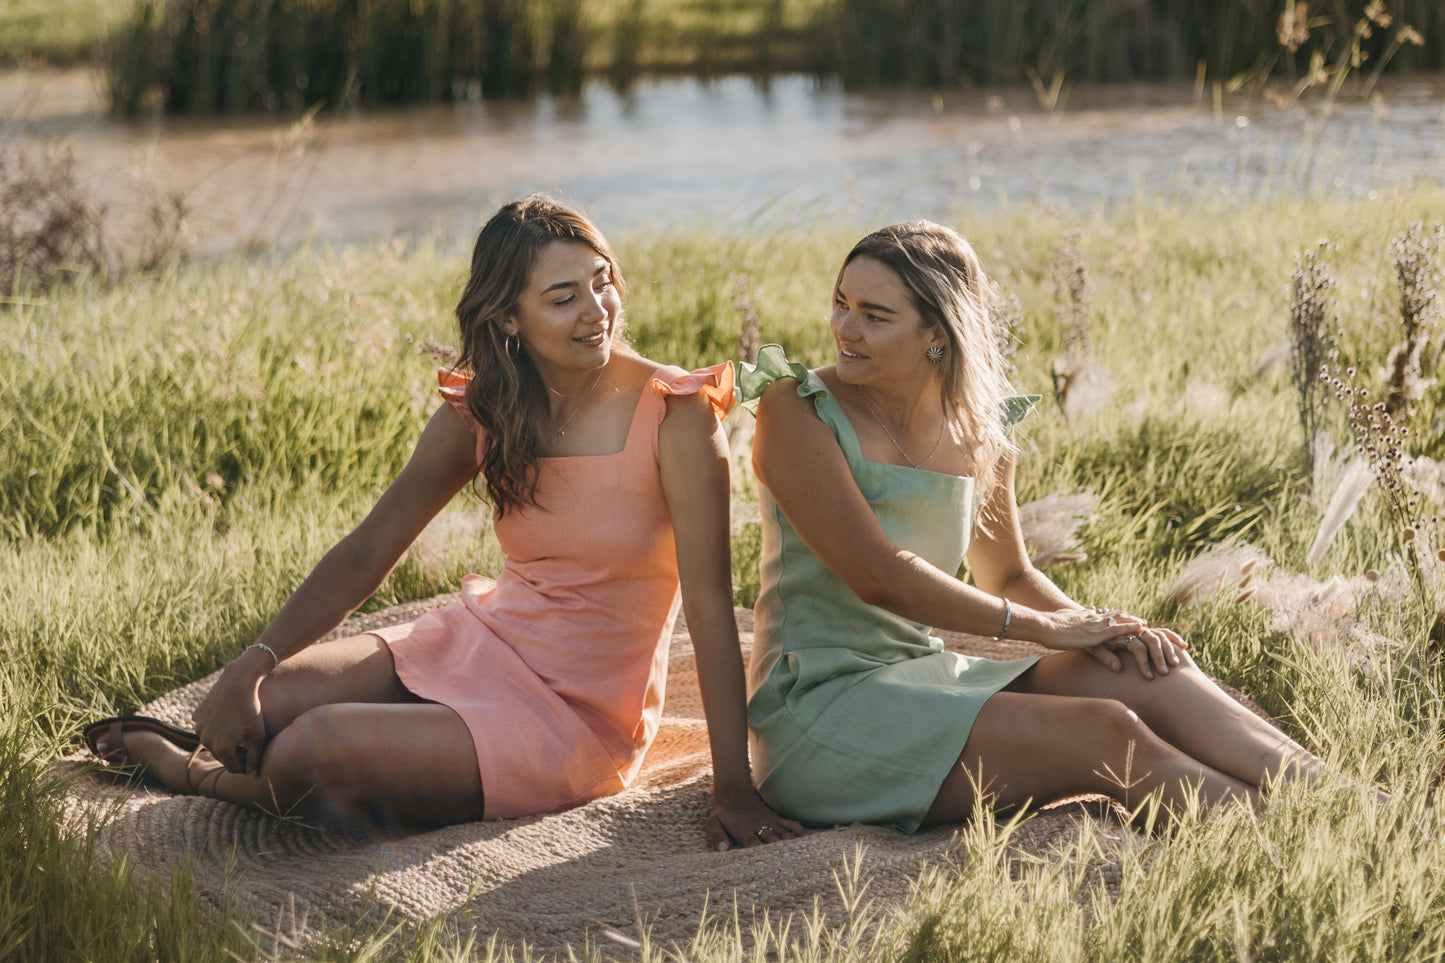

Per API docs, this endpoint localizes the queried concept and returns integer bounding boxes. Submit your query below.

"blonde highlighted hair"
[839,220,1015,498]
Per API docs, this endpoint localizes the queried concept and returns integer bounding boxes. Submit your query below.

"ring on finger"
[754,826,774,839]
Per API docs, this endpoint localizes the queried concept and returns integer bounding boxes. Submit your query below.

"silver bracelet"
[248,641,280,669]
[993,598,1012,641]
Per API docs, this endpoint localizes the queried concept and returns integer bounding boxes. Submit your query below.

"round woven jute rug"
[55,596,1251,959]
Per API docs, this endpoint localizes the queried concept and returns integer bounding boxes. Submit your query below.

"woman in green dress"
[738,220,1327,836]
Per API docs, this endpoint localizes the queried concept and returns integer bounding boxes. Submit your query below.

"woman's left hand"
[705,786,808,851]
[1086,620,1187,680]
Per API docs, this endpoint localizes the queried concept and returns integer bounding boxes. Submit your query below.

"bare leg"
[114,634,486,833]
[1015,650,1325,789]
[120,704,485,833]
[921,690,1258,829]
[259,633,420,732]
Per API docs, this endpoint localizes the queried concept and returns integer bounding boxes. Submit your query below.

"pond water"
[3,67,1444,255]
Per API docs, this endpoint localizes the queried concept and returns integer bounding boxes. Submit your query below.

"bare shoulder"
[756,363,828,422]
[604,349,658,392]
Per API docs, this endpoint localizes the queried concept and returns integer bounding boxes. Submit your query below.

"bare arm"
[659,391,805,849]
[751,379,1138,651]
[965,447,1078,611]
[966,446,1186,676]
[194,402,482,773]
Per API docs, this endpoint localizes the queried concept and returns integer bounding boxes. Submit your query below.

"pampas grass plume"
[1306,456,1373,565]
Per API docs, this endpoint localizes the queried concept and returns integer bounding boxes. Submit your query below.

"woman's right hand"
[1038,606,1145,654]
[191,644,274,776]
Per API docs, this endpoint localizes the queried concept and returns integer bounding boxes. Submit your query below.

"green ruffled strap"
[735,343,812,410]
[1001,394,1040,433]
[739,344,1040,433]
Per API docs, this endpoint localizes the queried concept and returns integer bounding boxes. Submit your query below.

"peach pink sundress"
[369,362,735,819]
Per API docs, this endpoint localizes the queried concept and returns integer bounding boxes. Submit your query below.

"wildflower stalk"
[1384,221,1444,418]
[1289,241,1336,477]
[1324,361,1442,636]
[730,272,761,366]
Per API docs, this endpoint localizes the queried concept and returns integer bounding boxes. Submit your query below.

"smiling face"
[830,255,947,389]
[504,240,622,382]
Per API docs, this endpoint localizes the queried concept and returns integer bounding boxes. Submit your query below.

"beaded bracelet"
[248,641,280,669]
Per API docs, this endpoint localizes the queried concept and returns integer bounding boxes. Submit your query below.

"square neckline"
[539,363,662,462]
[815,384,974,483]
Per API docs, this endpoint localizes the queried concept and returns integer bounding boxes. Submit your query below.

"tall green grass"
[4,186,1445,958]
[97,0,825,116]
[34,0,1445,115]
[818,0,1445,88]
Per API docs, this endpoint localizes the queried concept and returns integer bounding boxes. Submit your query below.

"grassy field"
[4,183,1445,959]
[0,0,132,65]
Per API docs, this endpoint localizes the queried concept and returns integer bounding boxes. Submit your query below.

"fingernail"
[717,841,729,852]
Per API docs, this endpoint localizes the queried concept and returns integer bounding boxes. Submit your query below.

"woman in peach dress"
[86,196,802,847]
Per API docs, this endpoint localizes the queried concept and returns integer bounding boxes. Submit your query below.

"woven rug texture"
[54,595,1190,957]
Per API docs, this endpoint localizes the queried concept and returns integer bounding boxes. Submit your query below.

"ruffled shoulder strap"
[647,360,736,424]
[735,343,825,409]
[735,344,867,463]
[1001,394,1040,434]
[437,367,484,437]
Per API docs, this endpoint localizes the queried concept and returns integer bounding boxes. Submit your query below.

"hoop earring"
[505,334,520,360]
[925,345,945,364]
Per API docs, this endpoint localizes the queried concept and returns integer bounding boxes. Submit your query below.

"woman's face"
[829,256,945,387]
[505,240,621,380]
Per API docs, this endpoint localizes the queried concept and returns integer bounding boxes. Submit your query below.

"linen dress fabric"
[370,361,735,820]
[739,344,1038,833]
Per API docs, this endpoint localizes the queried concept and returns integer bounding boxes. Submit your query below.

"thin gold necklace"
[855,385,944,469]
[553,368,605,438]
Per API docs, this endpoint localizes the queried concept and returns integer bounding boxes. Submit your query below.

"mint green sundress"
[739,345,1039,833]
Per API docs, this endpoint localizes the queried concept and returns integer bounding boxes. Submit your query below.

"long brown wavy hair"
[839,221,1015,502]
[453,196,628,515]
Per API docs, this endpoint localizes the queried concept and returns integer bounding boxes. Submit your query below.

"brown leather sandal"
[82,715,202,775]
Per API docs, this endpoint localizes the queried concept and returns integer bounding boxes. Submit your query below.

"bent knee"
[258,673,307,733]
[1080,697,1154,747]
[263,706,369,802]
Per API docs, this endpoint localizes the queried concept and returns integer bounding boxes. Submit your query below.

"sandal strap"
[184,747,225,798]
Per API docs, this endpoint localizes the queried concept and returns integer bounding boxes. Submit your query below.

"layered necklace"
[855,384,945,469]
[552,367,605,438]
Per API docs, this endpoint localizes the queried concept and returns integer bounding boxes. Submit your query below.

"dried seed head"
[1365,569,1380,581]
[1404,526,1417,541]
[1234,587,1257,605]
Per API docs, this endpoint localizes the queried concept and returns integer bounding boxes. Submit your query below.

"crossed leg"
[920,649,1325,828]
[113,634,486,834]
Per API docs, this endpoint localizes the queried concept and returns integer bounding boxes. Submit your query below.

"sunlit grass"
[0,0,130,65]
[4,184,1445,959]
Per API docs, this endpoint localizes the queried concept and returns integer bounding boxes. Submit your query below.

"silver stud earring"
[925,345,945,364]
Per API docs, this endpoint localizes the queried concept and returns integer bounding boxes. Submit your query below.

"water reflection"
[3,68,1443,255]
